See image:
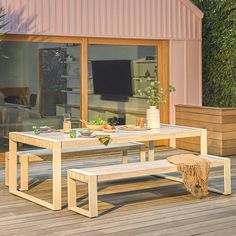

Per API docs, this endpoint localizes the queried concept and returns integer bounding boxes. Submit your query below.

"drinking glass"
[63,113,71,133]
[70,129,77,138]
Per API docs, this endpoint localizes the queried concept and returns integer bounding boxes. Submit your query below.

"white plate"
[102,128,116,133]
[118,126,151,131]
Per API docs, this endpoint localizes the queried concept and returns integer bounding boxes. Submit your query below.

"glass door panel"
[87,44,158,125]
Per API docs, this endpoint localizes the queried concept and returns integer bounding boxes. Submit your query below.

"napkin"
[97,135,111,146]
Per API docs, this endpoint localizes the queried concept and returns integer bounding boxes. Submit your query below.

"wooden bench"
[68,154,231,218]
[5,142,146,191]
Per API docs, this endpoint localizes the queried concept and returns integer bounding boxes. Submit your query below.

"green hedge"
[192,0,236,107]
[0,8,4,35]
[0,8,6,58]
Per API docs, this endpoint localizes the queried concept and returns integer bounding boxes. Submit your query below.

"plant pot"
[146,106,160,129]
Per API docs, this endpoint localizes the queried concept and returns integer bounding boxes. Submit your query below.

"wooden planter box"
[176,105,236,156]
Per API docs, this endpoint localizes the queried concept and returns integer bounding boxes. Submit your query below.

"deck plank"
[0,148,235,236]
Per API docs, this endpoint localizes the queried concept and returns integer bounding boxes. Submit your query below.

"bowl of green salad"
[86,118,106,131]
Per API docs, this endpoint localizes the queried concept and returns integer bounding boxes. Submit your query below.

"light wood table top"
[10,124,205,149]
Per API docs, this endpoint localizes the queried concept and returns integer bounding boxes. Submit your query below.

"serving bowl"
[78,129,94,136]
[86,124,104,131]
[39,126,51,132]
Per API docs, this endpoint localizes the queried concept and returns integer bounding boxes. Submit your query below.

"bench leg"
[5,152,9,186]
[20,155,29,191]
[122,150,128,164]
[88,176,98,217]
[200,129,208,155]
[68,175,98,218]
[140,145,146,162]
[224,159,231,195]
[68,176,77,209]
[148,141,155,161]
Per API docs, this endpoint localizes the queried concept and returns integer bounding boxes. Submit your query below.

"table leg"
[5,152,9,186]
[9,139,18,192]
[224,158,231,195]
[170,139,176,148]
[52,142,62,210]
[140,144,146,162]
[148,141,155,161]
[122,150,128,164]
[200,129,207,155]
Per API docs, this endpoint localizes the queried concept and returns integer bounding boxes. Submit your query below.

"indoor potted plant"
[137,81,175,128]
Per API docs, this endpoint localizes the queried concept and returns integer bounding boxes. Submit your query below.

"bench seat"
[5,142,146,190]
[68,154,231,217]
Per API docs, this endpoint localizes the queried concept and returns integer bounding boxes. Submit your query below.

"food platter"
[118,126,151,131]
[102,128,116,133]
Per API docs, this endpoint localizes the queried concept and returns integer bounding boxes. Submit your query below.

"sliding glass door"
[87,44,158,125]
[0,41,81,151]
[0,36,169,151]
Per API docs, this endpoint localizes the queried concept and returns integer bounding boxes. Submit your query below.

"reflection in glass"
[88,45,157,126]
[0,42,81,151]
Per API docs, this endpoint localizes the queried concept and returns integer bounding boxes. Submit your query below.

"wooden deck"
[1,147,236,236]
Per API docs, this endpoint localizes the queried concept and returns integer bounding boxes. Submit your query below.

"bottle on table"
[63,113,71,133]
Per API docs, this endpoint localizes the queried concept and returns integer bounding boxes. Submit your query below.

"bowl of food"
[103,124,116,133]
[78,129,94,137]
[85,118,106,131]
[39,126,51,132]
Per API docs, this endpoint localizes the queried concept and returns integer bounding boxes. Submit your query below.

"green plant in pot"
[137,80,175,128]
[137,80,175,107]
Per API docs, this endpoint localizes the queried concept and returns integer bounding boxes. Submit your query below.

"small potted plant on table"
[137,81,175,128]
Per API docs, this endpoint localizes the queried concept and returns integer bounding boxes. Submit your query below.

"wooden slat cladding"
[176,105,236,156]
[176,119,223,132]
[176,112,222,124]
[177,141,236,157]
[176,105,223,116]
[222,116,236,124]
[178,137,236,148]
[177,141,224,156]
[0,0,203,40]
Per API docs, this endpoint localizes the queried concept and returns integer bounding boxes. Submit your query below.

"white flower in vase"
[137,81,175,128]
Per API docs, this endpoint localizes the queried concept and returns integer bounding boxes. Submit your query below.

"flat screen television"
[92,60,133,101]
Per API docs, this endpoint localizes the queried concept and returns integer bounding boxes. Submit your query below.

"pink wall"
[0,0,203,123]
[170,40,202,124]
[0,0,203,40]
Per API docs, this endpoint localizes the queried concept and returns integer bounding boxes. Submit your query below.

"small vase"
[146,106,160,129]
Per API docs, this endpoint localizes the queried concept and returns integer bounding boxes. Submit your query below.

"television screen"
[92,60,133,101]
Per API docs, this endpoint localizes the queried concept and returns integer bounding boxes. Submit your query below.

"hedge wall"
[192,0,236,107]
[0,8,6,58]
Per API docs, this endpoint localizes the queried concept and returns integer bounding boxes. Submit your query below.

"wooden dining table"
[8,124,207,210]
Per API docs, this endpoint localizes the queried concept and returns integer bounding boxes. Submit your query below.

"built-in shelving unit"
[56,46,81,119]
[132,57,157,97]
[133,77,156,81]
[61,75,78,79]
[61,90,80,94]
[64,60,79,64]
[134,59,157,64]
[57,54,157,124]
